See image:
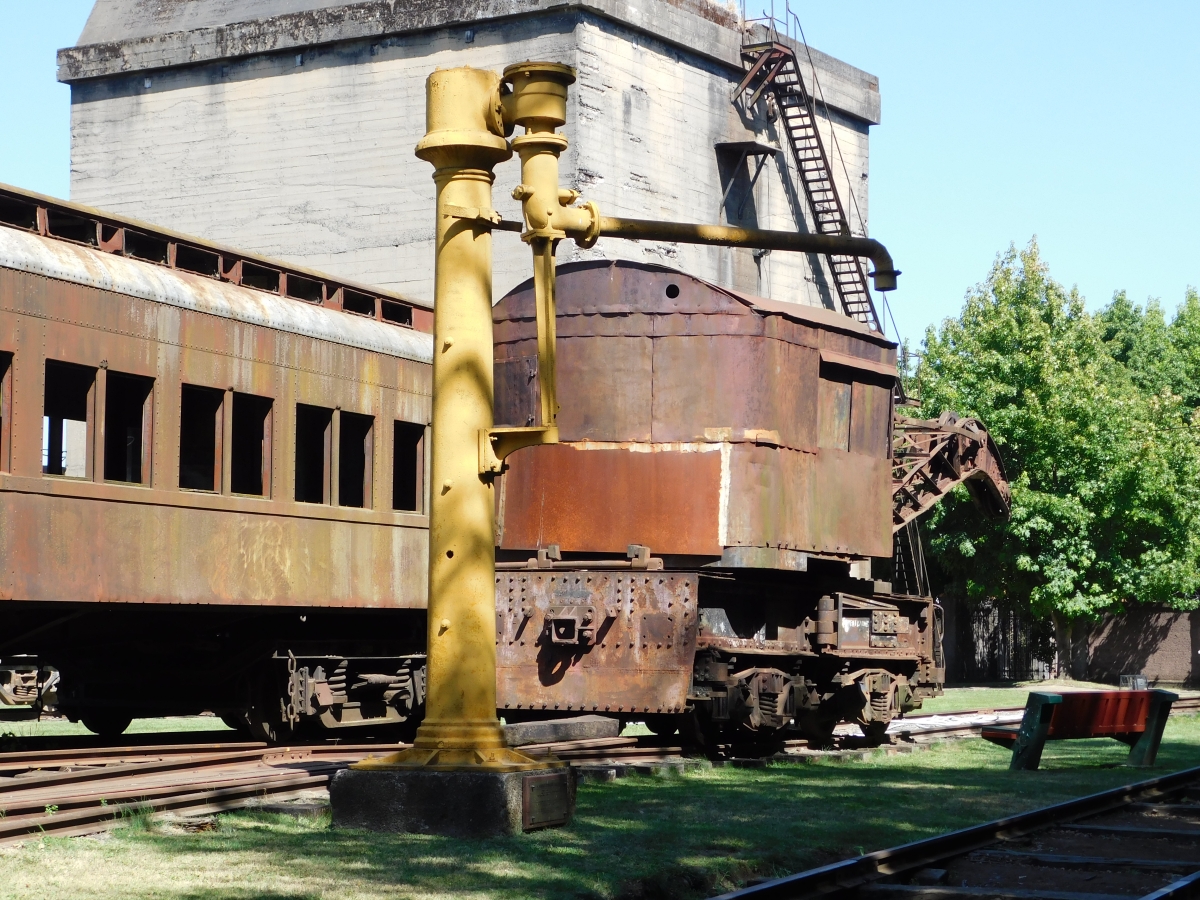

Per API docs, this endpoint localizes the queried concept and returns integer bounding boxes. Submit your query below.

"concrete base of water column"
[329,767,576,837]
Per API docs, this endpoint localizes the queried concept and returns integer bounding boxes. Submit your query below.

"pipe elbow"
[864,239,899,292]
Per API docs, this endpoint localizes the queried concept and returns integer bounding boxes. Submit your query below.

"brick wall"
[1087,609,1200,687]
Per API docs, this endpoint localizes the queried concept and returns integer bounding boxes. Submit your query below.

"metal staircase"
[733,41,881,331]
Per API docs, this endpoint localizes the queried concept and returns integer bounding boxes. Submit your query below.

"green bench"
[981,689,1177,771]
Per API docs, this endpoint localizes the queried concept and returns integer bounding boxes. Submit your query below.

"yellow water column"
[333,63,590,835]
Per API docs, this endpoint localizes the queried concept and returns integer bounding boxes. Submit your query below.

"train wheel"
[858,720,890,746]
[645,715,680,737]
[242,699,292,744]
[795,712,837,749]
[80,712,133,739]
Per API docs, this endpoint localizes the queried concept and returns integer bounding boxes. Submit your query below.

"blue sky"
[2,2,1197,344]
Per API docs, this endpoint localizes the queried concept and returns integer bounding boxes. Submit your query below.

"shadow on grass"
[116,717,1200,900]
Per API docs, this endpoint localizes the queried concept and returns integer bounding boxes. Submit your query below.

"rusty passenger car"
[0,185,434,739]
[493,260,945,743]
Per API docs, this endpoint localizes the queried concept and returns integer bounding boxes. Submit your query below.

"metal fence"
[951,598,1056,683]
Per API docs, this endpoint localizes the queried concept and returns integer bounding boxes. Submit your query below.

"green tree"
[1167,287,1200,407]
[1099,292,1178,397]
[915,241,1200,676]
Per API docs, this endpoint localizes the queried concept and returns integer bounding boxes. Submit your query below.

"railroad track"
[3,698,1196,845]
[0,734,691,844]
[712,763,1200,899]
[0,741,387,845]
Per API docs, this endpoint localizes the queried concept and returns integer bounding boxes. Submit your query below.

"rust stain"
[499,443,723,556]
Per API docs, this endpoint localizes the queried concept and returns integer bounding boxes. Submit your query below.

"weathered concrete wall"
[63,0,878,310]
[1086,608,1200,687]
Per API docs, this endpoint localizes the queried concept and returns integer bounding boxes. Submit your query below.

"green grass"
[0,714,233,740]
[2,714,1199,900]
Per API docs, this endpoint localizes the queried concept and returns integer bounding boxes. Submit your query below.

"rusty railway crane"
[0,179,1007,746]
[490,260,1011,745]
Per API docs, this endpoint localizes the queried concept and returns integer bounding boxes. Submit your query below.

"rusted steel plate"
[817,375,852,451]
[650,334,816,450]
[494,354,539,429]
[556,335,653,442]
[494,334,654,442]
[498,444,722,556]
[809,449,891,557]
[0,490,427,608]
[850,381,892,459]
[723,443,811,551]
[0,261,431,609]
[722,445,890,557]
[496,571,699,714]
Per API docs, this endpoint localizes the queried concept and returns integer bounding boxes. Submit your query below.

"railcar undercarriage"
[493,549,944,749]
[0,602,428,741]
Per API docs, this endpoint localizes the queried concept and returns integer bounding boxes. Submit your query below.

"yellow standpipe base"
[350,720,564,772]
[351,746,557,772]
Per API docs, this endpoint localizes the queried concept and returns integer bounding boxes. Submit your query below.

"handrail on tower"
[733,2,882,332]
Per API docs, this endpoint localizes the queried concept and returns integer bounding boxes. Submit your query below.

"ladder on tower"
[733,41,881,332]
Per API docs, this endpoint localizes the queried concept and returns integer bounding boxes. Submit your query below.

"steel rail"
[0,747,310,796]
[0,765,339,818]
[0,743,394,845]
[709,763,1200,899]
[0,739,268,772]
[0,741,405,775]
[0,771,331,846]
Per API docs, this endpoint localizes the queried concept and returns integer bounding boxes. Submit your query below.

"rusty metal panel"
[723,444,890,557]
[724,443,811,550]
[556,335,652,442]
[809,449,892,557]
[494,333,653,441]
[817,374,851,451]
[496,571,699,714]
[494,355,539,429]
[498,444,722,556]
[850,381,892,459]
[650,335,817,450]
[0,490,427,607]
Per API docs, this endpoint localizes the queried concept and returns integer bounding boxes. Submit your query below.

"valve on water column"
[479,62,603,475]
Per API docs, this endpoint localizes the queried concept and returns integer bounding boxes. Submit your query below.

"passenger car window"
[179,384,223,491]
[43,361,95,478]
[295,403,332,503]
[392,421,425,513]
[231,393,272,497]
[338,411,373,509]
[104,371,154,484]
